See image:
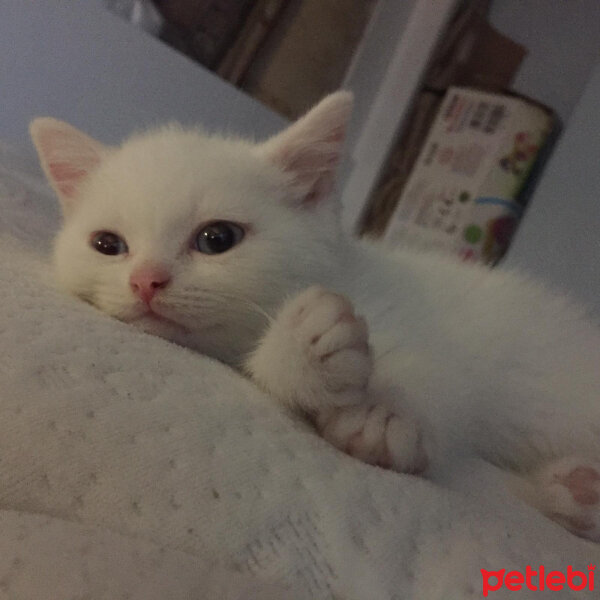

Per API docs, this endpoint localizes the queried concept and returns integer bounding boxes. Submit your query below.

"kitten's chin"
[129,313,196,345]
[128,313,234,359]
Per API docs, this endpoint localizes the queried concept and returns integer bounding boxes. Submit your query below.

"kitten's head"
[30,92,353,363]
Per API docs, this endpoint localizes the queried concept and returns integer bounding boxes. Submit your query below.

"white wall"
[505,61,600,316]
[342,0,419,150]
[491,1,600,313]
[489,0,600,124]
[0,2,284,152]
[340,0,457,230]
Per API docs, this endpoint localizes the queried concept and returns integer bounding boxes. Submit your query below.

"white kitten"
[31,92,600,542]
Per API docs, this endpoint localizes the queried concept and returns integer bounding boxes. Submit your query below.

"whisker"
[88,284,276,330]
[189,289,275,326]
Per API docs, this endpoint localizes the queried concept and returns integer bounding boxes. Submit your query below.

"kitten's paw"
[248,286,372,411]
[284,286,372,392]
[314,404,427,474]
[531,457,600,542]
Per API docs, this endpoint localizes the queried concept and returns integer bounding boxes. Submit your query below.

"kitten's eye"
[194,221,244,255]
[91,231,128,256]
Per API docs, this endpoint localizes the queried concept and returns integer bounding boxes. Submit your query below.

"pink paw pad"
[315,405,427,474]
[555,466,600,506]
[537,459,600,541]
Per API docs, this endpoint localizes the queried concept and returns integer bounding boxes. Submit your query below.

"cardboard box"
[383,87,555,265]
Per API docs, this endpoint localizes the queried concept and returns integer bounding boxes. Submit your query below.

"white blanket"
[0,142,598,600]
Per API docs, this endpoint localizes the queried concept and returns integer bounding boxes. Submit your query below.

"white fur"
[247,285,427,473]
[30,92,600,541]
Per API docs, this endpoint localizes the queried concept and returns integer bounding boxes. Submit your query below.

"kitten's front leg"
[246,286,426,473]
[247,286,372,411]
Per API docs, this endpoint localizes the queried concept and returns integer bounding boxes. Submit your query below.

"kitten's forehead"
[84,127,281,228]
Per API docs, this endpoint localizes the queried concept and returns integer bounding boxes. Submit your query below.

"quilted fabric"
[0,142,598,600]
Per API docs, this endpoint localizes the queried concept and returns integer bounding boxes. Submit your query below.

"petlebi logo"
[481,565,595,596]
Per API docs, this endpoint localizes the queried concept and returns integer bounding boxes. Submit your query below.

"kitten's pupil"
[195,221,244,255]
[91,231,128,256]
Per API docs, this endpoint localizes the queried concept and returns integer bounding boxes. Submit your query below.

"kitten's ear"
[259,91,353,205]
[29,118,108,214]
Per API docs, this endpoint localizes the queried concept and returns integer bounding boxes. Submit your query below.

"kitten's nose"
[129,265,171,304]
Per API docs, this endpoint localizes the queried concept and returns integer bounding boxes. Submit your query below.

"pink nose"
[129,265,171,304]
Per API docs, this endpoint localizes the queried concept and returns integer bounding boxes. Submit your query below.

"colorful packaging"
[383,86,555,265]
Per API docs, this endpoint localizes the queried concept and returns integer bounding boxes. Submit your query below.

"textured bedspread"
[0,142,598,600]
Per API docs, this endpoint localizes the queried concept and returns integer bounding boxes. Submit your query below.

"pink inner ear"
[33,121,104,203]
[304,175,334,205]
[326,125,345,144]
[272,131,345,205]
[48,162,89,198]
[48,162,88,181]
[261,92,353,205]
[279,121,346,172]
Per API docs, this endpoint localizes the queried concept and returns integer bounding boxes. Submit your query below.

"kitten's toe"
[314,405,427,474]
[531,457,600,542]
[286,286,373,398]
[383,411,428,474]
[284,286,349,330]
[249,286,373,412]
[288,286,364,351]
[312,316,369,360]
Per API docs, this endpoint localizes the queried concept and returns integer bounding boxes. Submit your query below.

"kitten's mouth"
[131,307,190,332]
[145,310,173,324]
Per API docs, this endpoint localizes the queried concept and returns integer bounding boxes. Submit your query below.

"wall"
[340,0,457,230]
[0,2,284,152]
[489,0,600,125]
[242,0,376,119]
[505,61,600,316]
